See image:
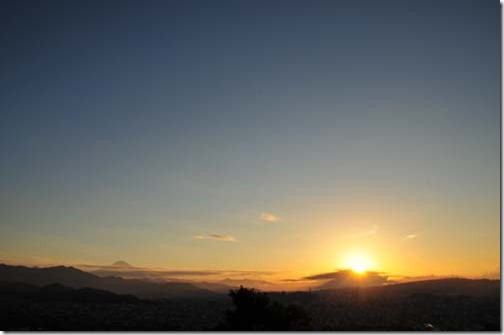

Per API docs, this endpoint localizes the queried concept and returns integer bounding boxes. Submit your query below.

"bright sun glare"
[343,252,373,274]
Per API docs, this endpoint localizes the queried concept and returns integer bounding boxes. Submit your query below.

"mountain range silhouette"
[0,264,216,299]
[0,263,499,298]
[0,263,500,331]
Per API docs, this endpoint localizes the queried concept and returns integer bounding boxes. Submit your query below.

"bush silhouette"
[224,286,311,330]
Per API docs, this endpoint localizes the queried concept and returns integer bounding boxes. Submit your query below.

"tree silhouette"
[224,286,311,330]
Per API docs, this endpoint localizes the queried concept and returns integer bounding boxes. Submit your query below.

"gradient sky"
[0,0,500,280]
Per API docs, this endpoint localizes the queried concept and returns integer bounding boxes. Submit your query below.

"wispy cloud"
[259,212,281,223]
[404,234,418,240]
[193,233,236,242]
[366,225,378,235]
[347,225,378,238]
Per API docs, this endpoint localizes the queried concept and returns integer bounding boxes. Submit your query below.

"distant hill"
[192,281,235,293]
[0,281,139,303]
[190,278,278,293]
[0,264,218,299]
[218,278,277,291]
[266,278,500,307]
[317,278,500,298]
[383,278,499,297]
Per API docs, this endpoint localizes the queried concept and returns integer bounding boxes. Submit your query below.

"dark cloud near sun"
[304,270,385,280]
[303,270,392,289]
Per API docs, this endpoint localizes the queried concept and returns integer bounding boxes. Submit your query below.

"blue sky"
[0,0,499,278]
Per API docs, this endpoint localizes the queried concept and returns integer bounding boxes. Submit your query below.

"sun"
[342,252,373,274]
[349,259,368,273]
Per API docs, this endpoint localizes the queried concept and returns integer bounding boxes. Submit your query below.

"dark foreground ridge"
[0,264,500,331]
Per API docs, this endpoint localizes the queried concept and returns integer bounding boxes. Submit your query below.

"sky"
[0,0,500,282]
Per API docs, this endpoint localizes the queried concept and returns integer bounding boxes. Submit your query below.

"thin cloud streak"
[259,212,281,223]
[347,225,378,238]
[76,264,277,277]
[193,233,236,242]
[404,234,418,240]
